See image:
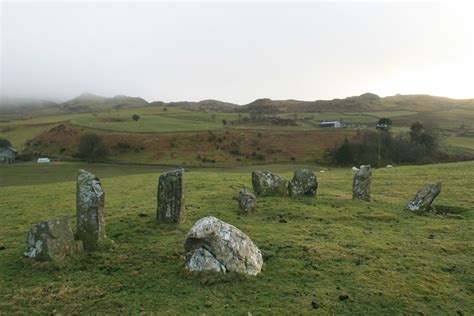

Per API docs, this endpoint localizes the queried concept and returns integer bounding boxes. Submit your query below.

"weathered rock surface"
[157,169,185,224]
[24,217,82,261]
[406,182,441,212]
[251,170,288,196]
[184,216,263,275]
[186,247,226,273]
[76,169,108,251]
[238,189,257,213]
[352,165,372,201]
[288,169,318,197]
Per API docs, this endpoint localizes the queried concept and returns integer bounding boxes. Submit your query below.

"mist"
[1,1,473,104]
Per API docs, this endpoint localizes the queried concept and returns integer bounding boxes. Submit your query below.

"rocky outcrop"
[76,169,109,251]
[157,169,185,224]
[24,217,82,261]
[288,169,318,197]
[184,216,263,275]
[238,189,257,213]
[251,171,288,196]
[406,182,441,212]
[352,165,372,201]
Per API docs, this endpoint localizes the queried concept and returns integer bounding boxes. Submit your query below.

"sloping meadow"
[0,162,473,314]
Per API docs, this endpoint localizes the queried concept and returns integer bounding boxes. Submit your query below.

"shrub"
[330,126,440,166]
[77,133,107,162]
[132,114,140,121]
[0,138,11,147]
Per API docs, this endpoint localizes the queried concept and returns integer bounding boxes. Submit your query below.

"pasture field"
[439,134,474,156]
[2,106,474,163]
[0,124,57,150]
[0,161,473,314]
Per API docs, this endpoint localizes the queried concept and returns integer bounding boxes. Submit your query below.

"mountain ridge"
[2,92,474,117]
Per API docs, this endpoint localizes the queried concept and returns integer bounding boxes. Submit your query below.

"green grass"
[1,107,473,163]
[0,162,170,187]
[0,124,58,150]
[359,110,418,118]
[72,113,225,133]
[0,161,473,314]
[439,134,474,155]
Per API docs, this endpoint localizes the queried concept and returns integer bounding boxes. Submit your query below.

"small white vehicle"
[37,157,50,164]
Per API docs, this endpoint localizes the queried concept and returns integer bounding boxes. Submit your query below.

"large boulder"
[238,189,257,213]
[288,169,318,197]
[24,217,82,262]
[157,169,185,224]
[76,169,109,251]
[184,216,263,276]
[352,165,372,201]
[406,182,441,212]
[251,170,288,196]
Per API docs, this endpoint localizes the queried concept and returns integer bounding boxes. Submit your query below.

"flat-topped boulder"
[238,189,257,213]
[76,169,109,251]
[352,165,372,201]
[406,182,441,212]
[184,216,263,276]
[157,168,185,224]
[24,217,82,262]
[252,170,288,196]
[288,169,318,197]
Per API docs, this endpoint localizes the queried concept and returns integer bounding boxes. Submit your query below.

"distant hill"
[238,93,474,113]
[0,97,59,115]
[2,92,474,118]
[150,99,238,112]
[61,93,149,113]
[0,97,62,119]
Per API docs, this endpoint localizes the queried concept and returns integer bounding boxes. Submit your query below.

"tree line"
[330,120,440,166]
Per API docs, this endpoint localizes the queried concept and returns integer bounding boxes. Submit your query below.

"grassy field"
[439,134,474,156]
[0,161,473,314]
[2,106,474,164]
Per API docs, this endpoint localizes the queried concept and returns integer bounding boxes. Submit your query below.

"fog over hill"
[2,92,474,117]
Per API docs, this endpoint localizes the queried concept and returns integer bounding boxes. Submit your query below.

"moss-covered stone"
[406,182,442,213]
[76,169,110,251]
[238,188,257,213]
[352,165,372,201]
[157,169,185,224]
[24,217,81,262]
[252,170,288,196]
[184,216,263,275]
[288,169,318,197]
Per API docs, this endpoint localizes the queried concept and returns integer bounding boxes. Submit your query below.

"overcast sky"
[1,1,473,104]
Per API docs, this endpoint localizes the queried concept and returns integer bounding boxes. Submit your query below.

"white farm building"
[319,120,342,128]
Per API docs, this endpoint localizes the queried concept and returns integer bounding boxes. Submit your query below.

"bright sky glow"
[1,1,473,103]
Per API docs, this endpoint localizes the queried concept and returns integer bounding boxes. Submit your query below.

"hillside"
[0,161,472,314]
[25,123,353,166]
[0,97,60,118]
[60,93,149,113]
[0,93,149,119]
[3,93,474,119]
[238,94,474,113]
[150,99,238,112]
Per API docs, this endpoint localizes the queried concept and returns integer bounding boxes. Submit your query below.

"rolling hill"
[3,93,474,119]
[238,93,474,113]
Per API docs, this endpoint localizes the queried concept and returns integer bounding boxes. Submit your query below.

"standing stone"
[352,165,372,201]
[184,216,263,275]
[24,217,82,262]
[157,169,185,224]
[406,182,441,212]
[238,189,257,213]
[288,169,318,197]
[251,170,288,196]
[76,169,108,251]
